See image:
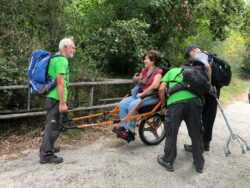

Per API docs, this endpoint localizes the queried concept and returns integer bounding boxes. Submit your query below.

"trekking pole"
[214,94,250,156]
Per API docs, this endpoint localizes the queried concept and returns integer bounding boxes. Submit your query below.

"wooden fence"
[0,79,133,120]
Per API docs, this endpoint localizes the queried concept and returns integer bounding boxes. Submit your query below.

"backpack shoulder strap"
[138,67,159,85]
[202,51,217,64]
[168,67,184,83]
[51,53,65,59]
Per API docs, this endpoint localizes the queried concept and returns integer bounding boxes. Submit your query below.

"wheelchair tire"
[138,113,166,145]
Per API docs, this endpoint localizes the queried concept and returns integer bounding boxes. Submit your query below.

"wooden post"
[27,87,31,111]
[74,87,80,107]
[77,88,80,107]
[89,86,94,106]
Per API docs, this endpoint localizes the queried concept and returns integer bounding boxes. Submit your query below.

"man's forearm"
[159,89,165,106]
[158,82,167,106]
[57,74,66,105]
[206,65,212,83]
[57,83,65,105]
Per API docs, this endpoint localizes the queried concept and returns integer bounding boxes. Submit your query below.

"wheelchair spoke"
[139,114,166,145]
[152,129,159,138]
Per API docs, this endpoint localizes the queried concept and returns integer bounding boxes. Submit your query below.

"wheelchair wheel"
[138,113,166,145]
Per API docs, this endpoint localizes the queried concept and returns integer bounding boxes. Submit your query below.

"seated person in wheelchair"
[113,50,163,141]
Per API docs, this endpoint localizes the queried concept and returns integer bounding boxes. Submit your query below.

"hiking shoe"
[54,147,60,153]
[157,154,174,172]
[196,167,203,173]
[204,142,210,151]
[116,129,135,142]
[40,155,63,164]
[193,161,204,173]
[184,144,193,152]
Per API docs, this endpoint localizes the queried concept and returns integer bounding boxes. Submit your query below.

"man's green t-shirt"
[46,56,69,101]
[162,67,198,106]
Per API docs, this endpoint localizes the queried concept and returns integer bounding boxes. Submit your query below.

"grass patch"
[63,129,82,140]
[220,76,249,102]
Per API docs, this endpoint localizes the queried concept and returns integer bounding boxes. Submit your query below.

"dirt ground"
[0,93,250,188]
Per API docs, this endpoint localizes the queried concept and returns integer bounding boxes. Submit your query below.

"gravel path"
[0,95,250,188]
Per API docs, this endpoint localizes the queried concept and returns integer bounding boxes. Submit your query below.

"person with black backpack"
[39,38,75,164]
[183,44,231,152]
[157,63,205,173]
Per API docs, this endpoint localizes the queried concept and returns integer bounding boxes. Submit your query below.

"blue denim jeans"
[118,95,159,131]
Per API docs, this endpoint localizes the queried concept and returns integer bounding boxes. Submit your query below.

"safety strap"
[138,67,159,86]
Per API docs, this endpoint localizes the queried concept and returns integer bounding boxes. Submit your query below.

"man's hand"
[59,103,68,113]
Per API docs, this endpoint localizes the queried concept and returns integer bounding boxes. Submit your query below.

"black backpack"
[204,52,232,87]
[167,61,211,97]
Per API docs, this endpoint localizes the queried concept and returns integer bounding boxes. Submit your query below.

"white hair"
[59,38,74,49]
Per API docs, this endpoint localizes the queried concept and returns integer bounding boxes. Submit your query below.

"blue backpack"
[27,49,63,94]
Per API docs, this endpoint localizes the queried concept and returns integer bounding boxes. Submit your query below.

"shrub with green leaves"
[241,39,250,73]
[0,58,26,109]
[84,19,153,76]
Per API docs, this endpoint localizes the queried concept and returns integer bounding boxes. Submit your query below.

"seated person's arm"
[137,74,162,98]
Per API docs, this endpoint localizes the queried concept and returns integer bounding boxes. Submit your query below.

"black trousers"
[202,86,221,144]
[40,98,62,159]
[163,98,204,169]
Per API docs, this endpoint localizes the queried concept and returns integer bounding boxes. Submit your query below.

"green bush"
[241,39,250,73]
[0,58,27,109]
[83,19,153,77]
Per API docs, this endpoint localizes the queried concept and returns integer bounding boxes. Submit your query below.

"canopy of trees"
[0,0,249,109]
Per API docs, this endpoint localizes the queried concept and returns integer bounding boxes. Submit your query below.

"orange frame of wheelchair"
[63,93,162,129]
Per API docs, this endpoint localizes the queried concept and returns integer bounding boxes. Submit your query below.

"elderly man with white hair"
[39,38,75,164]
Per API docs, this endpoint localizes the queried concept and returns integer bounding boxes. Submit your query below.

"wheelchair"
[63,92,166,145]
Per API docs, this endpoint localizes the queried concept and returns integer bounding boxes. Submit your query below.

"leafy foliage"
[0,58,26,109]
[0,0,249,110]
[84,19,153,76]
[0,0,66,60]
[241,2,250,73]
[191,0,245,40]
[241,38,250,73]
[0,0,66,109]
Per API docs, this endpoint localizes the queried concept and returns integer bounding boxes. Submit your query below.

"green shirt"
[46,56,69,101]
[161,67,198,106]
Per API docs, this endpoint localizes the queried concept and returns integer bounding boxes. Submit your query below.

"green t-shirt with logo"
[46,56,69,101]
[161,67,198,106]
